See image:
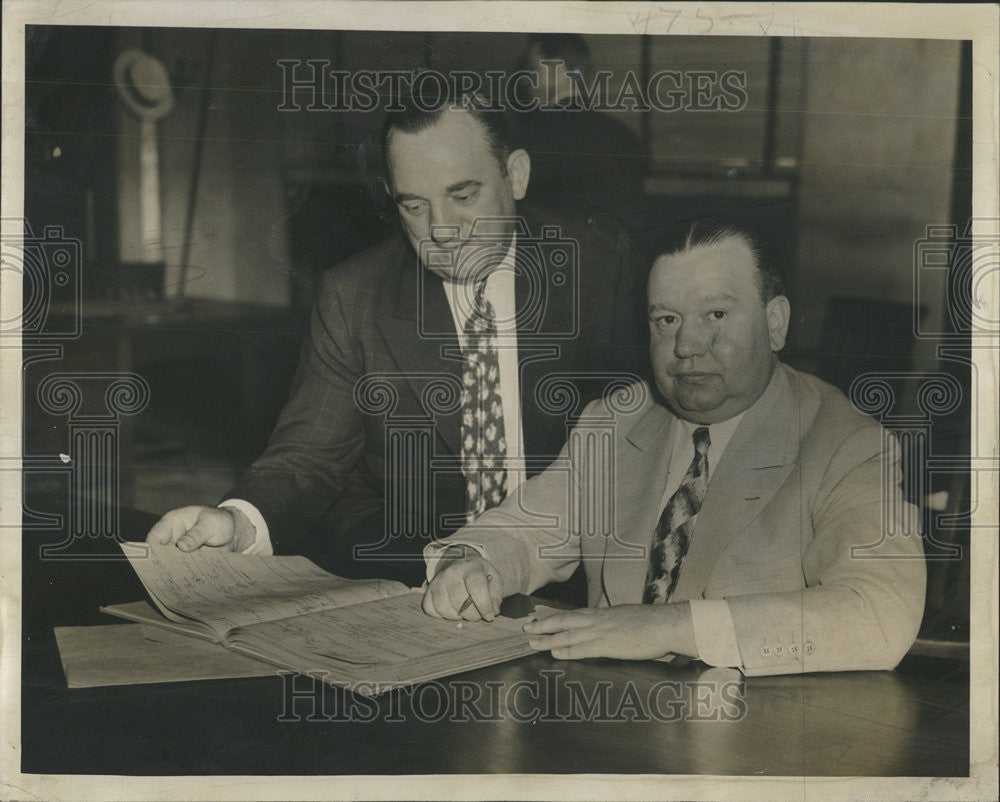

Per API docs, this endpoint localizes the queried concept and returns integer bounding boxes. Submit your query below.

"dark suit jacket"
[439,363,926,675]
[229,216,645,584]
[515,106,645,223]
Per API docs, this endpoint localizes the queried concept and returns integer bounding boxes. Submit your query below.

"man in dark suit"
[146,93,644,587]
[513,34,646,225]
[423,221,925,675]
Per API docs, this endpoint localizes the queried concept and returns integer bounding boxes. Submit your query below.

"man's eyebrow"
[647,294,739,313]
[445,180,482,193]
[393,192,424,204]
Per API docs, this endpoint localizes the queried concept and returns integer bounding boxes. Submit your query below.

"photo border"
[2,2,996,800]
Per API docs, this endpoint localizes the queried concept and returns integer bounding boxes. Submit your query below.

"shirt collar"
[442,234,517,323]
[675,410,746,462]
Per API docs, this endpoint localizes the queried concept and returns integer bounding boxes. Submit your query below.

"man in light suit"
[423,221,926,675]
[146,92,644,586]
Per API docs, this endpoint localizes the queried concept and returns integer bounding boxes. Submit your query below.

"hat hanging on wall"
[113,48,174,120]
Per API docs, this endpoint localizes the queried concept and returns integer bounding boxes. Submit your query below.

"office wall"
[793,38,962,361]
[117,28,296,305]
[115,30,963,323]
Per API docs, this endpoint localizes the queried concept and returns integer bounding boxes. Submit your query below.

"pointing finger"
[421,585,442,618]
[461,571,496,621]
[426,570,466,620]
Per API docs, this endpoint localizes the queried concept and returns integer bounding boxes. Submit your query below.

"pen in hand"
[458,574,495,621]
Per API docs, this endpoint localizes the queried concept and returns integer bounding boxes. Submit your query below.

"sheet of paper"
[53,624,277,688]
[118,542,410,636]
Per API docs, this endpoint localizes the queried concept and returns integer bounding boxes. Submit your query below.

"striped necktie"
[460,279,507,522]
[643,426,711,604]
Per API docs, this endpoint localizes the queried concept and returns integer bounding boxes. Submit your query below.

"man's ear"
[378,176,392,199]
[505,149,531,201]
[765,295,791,352]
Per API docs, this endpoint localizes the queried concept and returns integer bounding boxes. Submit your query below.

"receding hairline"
[382,105,511,183]
[385,105,480,148]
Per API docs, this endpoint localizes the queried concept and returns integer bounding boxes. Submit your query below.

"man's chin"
[438,245,510,283]
[667,390,726,420]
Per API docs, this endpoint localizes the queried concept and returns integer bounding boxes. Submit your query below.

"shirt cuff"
[689,599,743,670]
[423,539,491,584]
[218,499,273,556]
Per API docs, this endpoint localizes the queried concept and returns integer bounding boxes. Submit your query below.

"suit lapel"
[671,364,800,601]
[601,401,676,605]
[375,242,464,456]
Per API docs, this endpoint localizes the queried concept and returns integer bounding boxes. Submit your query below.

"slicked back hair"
[665,220,787,303]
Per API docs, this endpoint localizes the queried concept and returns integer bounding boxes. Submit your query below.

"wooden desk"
[20,508,969,777]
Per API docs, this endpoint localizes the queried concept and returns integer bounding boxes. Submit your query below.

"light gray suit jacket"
[437,362,926,676]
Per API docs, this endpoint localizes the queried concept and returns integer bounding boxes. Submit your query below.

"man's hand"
[522,603,697,661]
[422,547,504,622]
[145,506,255,553]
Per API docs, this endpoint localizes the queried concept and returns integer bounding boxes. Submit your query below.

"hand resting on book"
[146,505,256,553]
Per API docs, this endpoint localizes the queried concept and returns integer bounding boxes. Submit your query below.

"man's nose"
[673,320,707,359]
[428,204,461,245]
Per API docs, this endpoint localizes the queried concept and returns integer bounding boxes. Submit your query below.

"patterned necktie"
[460,279,507,522]
[643,426,711,604]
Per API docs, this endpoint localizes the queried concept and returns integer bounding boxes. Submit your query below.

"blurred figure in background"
[513,34,646,226]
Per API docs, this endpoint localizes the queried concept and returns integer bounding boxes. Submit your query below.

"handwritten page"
[119,542,410,639]
[114,543,549,694]
[226,591,535,693]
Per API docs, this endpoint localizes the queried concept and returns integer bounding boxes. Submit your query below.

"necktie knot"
[474,277,488,308]
[466,279,494,333]
[693,426,711,454]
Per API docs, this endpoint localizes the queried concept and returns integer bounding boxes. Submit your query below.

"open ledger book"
[102,542,536,695]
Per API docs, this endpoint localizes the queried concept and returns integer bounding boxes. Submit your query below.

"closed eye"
[451,188,480,203]
[399,200,427,215]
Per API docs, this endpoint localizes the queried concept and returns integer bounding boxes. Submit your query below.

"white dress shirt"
[441,235,527,495]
